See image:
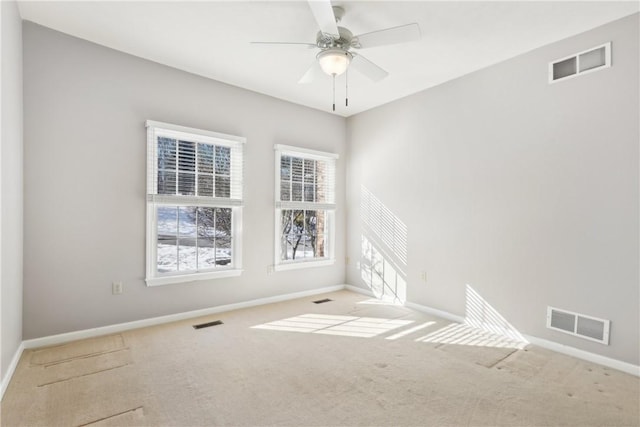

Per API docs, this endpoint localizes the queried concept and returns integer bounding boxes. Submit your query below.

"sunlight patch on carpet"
[415,323,527,349]
[252,313,414,338]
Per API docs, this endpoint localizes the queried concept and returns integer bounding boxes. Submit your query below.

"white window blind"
[275,144,337,210]
[146,121,244,286]
[146,121,244,206]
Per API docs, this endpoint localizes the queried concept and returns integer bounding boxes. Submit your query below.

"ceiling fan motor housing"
[316,27,354,50]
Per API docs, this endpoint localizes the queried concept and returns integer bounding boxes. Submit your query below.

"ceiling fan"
[251,0,421,111]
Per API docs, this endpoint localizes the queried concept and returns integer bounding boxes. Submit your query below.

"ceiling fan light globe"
[317,49,352,76]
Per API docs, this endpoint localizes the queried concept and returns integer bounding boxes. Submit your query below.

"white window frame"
[274,144,338,271]
[146,120,244,286]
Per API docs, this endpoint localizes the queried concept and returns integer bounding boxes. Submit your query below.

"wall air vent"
[549,42,611,83]
[547,306,610,345]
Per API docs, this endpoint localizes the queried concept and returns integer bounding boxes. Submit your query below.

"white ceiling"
[17,1,639,117]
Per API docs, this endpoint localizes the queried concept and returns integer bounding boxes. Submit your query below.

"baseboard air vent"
[547,307,610,345]
[549,42,611,83]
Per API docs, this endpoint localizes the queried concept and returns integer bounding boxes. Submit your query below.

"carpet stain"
[31,334,126,365]
[38,364,131,387]
[78,406,144,427]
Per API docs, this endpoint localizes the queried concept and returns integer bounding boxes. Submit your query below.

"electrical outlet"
[346,256,350,265]
[112,281,123,295]
[267,265,275,275]
[420,272,427,282]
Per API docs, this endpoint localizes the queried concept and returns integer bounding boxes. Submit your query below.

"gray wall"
[1,0,24,380]
[22,23,346,339]
[346,14,639,365]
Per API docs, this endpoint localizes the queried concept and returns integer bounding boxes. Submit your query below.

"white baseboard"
[344,284,375,297]
[23,284,346,350]
[523,334,640,377]
[405,301,465,324]
[403,300,639,377]
[1,341,25,401]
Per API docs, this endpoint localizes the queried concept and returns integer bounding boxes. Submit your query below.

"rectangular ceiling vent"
[313,298,332,304]
[549,42,611,83]
[546,306,610,345]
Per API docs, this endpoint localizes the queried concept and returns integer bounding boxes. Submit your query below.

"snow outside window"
[274,144,338,271]
[146,121,244,286]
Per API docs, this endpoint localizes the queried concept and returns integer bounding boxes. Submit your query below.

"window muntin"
[146,121,244,285]
[275,145,337,269]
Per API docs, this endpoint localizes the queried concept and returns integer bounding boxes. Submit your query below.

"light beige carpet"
[2,290,638,426]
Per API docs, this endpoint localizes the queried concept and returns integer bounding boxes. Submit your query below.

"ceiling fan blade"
[298,61,323,84]
[308,0,339,38]
[354,23,421,49]
[250,42,317,49]
[350,54,388,82]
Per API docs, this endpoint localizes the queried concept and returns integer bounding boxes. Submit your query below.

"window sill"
[274,259,335,272]
[146,269,242,287]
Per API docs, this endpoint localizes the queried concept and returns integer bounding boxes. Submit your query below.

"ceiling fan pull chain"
[332,74,336,112]
[345,70,349,107]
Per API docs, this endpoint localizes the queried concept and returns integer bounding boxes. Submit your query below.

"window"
[274,144,338,270]
[146,121,244,286]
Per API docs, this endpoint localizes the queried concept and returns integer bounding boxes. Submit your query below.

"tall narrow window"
[274,144,337,270]
[146,121,244,286]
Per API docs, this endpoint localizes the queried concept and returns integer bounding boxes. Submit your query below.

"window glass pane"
[215,176,230,198]
[178,207,197,237]
[157,206,178,273]
[216,208,232,237]
[301,239,314,259]
[198,238,216,269]
[280,181,290,202]
[157,170,176,195]
[178,242,197,272]
[216,236,232,266]
[157,137,176,171]
[178,172,196,195]
[283,210,305,260]
[291,157,303,182]
[304,210,316,259]
[304,184,315,202]
[158,206,178,235]
[178,140,196,172]
[316,161,326,202]
[197,143,214,174]
[304,159,315,183]
[316,234,326,258]
[157,238,178,273]
[281,156,291,180]
[280,210,295,261]
[197,174,214,197]
[196,207,216,238]
[292,182,303,202]
[315,210,326,257]
[216,208,232,265]
[215,146,231,175]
